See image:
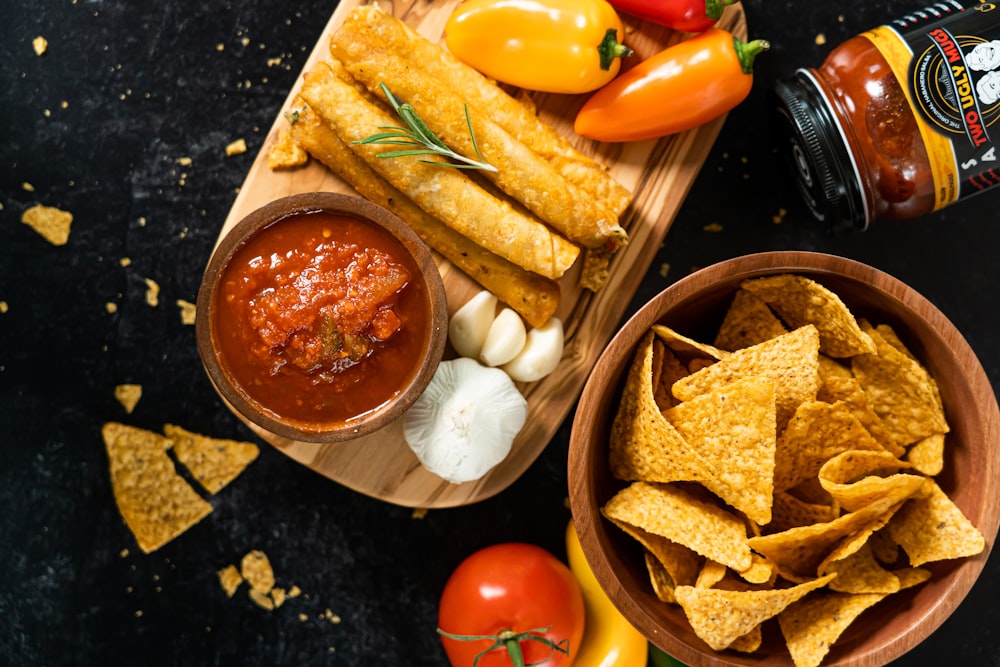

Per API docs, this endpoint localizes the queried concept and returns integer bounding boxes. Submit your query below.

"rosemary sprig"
[354,83,497,172]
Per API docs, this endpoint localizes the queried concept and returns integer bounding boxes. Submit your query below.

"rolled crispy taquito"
[299,62,579,281]
[287,101,560,328]
[330,32,624,253]
[335,6,633,218]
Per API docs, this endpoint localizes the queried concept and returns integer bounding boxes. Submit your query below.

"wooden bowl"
[196,192,448,443]
[567,251,999,666]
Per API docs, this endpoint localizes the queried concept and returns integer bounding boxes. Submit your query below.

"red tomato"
[438,543,585,667]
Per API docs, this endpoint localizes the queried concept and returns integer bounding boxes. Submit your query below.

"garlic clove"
[502,317,564,383]
[479,307,527,367]
[402,358,527,484]
[448,290,498,359]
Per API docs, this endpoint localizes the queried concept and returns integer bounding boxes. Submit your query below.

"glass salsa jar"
[774,1,1000,229]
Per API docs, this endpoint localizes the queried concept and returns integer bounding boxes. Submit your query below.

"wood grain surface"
[215,0,748,507]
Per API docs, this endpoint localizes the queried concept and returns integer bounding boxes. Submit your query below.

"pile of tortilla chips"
[604,274,984,667]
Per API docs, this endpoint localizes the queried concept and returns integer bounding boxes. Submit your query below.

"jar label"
[864,1,1000,210]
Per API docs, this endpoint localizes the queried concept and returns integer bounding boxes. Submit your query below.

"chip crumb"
[815,33,827,46]
[114,384,143,414]
[267,128,309,170]
[144,278,160,307]
[659,263,670,279]
[270,587,287,608]
[119,548,129,558]
[120,256,132,267]
[226,138,248,156]
[298,612,309,622]
[106,302,118,314]
[22,182,35,192]
[176,299,196,325]
[177,156,192,166]
[703,223,724,233]
[249,587,275,610]
[287,585,302,598]
[323,609,342,624]
[772,207,788,224]
[411,507,428,519]
[135,609,143,618]
[21,204,73,245]
[0,301,8,314]
[240,550,275,595]
[33,36,48,56]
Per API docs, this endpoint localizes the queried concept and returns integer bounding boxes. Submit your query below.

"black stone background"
[2,0,998,665]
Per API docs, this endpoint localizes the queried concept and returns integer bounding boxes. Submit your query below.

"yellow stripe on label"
[863,26,959,209]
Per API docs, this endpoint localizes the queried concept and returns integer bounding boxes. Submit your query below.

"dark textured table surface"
[2,1,998,665]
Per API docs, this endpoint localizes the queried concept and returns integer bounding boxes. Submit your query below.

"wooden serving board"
[218,0,748,508]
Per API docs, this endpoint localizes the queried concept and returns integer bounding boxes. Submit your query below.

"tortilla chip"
[664,375,776,525]
[674,574,835,651]
[21,203,73,245]
[713,288,789,351]
[851,324,949,447]
[887,480,985,566]
[609,332,713,483]
[774,400,884,492]
[740,274,876,357]
[906,432,945,476]
[738,554,778,585]
[778,590,888,667]
[162,424,259,494]
[268,127,309,170]
[817,375,903,456]
[603,482,753,571]
[818,451,918,512]
[672,325,821,428]
[103,422,213,553]
[645,550,679,603]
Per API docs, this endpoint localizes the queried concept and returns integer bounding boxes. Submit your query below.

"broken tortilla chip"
[162,424,259,494]
[103,422,213,553]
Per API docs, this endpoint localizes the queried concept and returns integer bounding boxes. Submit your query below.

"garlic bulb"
[403,358,527,484]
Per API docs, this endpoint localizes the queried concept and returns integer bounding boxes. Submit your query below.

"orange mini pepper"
[574,29,770,142]
[444,0,633,94]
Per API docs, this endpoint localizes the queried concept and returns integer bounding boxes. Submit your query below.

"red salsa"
[213,209,431,428]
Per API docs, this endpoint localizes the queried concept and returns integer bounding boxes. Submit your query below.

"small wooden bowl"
[568,251,999,666]
[196,192,448,444]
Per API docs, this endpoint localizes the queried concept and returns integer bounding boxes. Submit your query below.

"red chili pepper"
[608,0,737,33]
[574,29,769,143]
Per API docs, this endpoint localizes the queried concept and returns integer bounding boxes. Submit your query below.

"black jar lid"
[772,70,870,231]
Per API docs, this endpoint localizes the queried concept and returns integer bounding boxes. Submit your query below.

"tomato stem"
[733,36,771,74]
[438,626,570,667]
[598,29,634,71]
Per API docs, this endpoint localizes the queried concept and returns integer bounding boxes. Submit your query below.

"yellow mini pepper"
[444,0,633,94]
